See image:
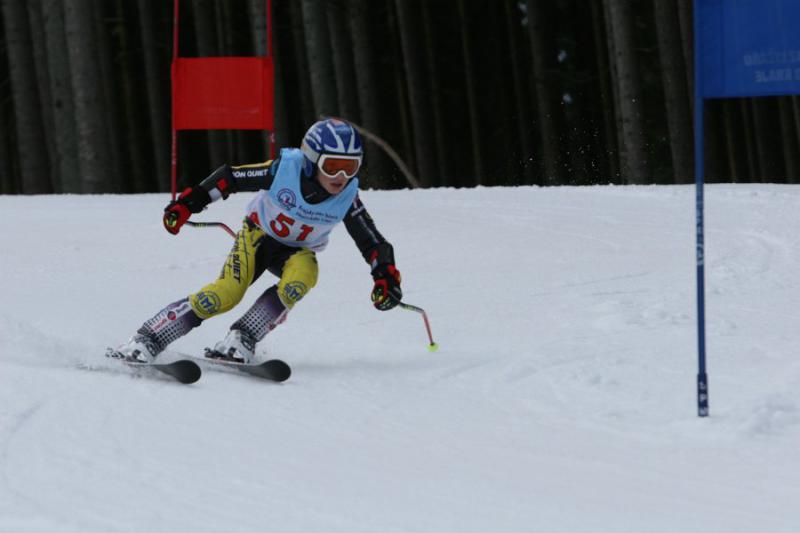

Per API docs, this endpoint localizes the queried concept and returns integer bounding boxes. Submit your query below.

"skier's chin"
[324,179,347,195]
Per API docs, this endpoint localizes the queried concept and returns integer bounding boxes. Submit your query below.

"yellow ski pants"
[188,219,318,320]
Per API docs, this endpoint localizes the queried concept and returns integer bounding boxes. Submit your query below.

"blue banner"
[697,0,800,98]
[693,0,800,417]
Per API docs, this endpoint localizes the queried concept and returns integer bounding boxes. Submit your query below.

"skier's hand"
[163,202,190,234]
[371,263,402,311]
[163,187,209,235]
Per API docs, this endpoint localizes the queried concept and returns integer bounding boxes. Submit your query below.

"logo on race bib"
[277,188,297,210]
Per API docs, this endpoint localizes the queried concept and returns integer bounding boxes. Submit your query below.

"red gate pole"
[171,0,180,201]
[266,0,275,159]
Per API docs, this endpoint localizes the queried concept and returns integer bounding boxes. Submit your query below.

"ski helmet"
[300,119,363,177]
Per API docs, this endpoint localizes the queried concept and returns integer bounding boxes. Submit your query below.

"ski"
[130,359,202,384]
[198,351,291,382]
[106,349,202,384]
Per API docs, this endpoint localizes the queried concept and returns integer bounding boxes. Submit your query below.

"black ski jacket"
[196,158,396,268]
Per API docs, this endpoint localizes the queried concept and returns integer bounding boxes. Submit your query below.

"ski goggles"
[318,154,362,180]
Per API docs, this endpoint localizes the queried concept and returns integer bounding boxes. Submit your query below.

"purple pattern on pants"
[138,298,203,353]
[231,285,287,341]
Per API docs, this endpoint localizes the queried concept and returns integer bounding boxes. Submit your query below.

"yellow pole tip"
[428,343,439,352]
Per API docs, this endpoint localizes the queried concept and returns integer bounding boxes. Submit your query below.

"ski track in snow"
[1,185,800,532]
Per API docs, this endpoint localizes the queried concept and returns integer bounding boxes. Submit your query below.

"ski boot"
[106,333,161,363]
[205,329,256,363]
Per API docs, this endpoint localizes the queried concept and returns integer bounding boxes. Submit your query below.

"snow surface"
[1,184,799,532]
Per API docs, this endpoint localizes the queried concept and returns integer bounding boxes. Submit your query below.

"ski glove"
[371,263,402,311]
[163,187,210,234]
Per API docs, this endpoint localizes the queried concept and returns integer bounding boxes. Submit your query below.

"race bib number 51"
[270,213,314,242]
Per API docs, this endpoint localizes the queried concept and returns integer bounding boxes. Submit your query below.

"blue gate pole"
[694,0,709,417]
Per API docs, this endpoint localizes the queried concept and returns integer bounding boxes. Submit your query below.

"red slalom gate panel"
[172,56,275,131]
[170,0,274,197]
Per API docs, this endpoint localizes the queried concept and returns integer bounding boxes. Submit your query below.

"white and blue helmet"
[300,119,363,177]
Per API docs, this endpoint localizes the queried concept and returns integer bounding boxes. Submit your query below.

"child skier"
[109,118,402,363]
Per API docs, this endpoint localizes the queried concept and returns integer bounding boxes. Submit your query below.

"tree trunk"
[489,2,519,185]
[591,1,618,181]
[137,0,171,191]
[93,0,126,191]
[289,1,315,125]
[113,0,149,192]
[752,99,782,182]
[25,1,58,191]
[457,0,483,185]
[247,0,267,55]
[557,2,589,184]
[604,0,648,183]
[794,96,800,149]
[349,0,386,184]
[2,0,51,193]
[739,100,759,180]
[722,102,743,183]
[675,0,693,111]
[503,0,534,184]
[602,0,625,183]
[653,0,692,184]
[301,0,338,117]
[214,0,234,54]
[386,3,414,187]
[41,0,79,193]
[704,101,724,181]
[792,96,800,182]
[526,0,559,184]
[395,0,437,187]
[0,61,14,193]
[778,97,799,182]
[327,3,359,123]
[421,3,450,185]
[64,0,113,192]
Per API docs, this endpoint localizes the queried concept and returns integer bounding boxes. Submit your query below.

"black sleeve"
[343,193,396,271]
[197,158,279,201]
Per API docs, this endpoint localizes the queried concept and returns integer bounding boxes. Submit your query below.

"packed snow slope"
[1,185,800,533]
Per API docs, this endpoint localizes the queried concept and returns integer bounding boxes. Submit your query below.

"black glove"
[371,263,402,311]
[163,187,210,234]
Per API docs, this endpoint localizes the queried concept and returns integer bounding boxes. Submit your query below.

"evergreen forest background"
[2,0,800,194]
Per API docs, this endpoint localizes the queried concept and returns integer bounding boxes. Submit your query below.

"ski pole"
[186,220,236,238]
[165,210,237,239]
[397,301,438,352]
